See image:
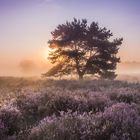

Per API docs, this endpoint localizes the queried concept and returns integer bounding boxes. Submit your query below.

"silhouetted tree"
[44,18,123,80]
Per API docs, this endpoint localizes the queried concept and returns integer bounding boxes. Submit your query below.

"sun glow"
[40,45,51,62]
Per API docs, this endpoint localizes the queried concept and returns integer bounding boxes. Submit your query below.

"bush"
[46,96,79,115]
[97,103,140,139]
[16,92,51,126]
[1,79,140,139]
[16,90,110,122]
[29,111,86,140]
[108,88,140,104]
[0,104,22,139]
[29,103,140,140]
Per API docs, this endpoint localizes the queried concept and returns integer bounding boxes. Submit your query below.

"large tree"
[44,18,123,80]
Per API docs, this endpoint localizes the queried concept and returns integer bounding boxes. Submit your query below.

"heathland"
[0,77,140,140]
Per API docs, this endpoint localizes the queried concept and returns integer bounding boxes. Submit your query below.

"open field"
[0,77,140,140]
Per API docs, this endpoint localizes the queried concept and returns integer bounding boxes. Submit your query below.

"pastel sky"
[0,0,140,76]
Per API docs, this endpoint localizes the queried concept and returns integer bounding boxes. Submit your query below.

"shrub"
[0,104,22,139]
[98,103,140,139]
[29,103,140,140]
[46,96,79,115]
[16,92,51,126]
[29,111,85,140]
[109,89,140,104]
[1,79,140,139]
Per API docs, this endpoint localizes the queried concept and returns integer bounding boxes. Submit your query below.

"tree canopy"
[43,18,123,80]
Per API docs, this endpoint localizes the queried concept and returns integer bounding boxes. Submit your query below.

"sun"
[41,45,51,62]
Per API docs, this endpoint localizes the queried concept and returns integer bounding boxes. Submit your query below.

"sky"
[0,0,140,76]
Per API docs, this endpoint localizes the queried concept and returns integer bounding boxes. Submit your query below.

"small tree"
[44,18,123,80]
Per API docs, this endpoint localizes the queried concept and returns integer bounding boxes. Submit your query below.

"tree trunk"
[75,58,84,80]
[79,74,83,80]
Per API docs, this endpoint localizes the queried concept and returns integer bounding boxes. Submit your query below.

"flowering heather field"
[0,77,140,140]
